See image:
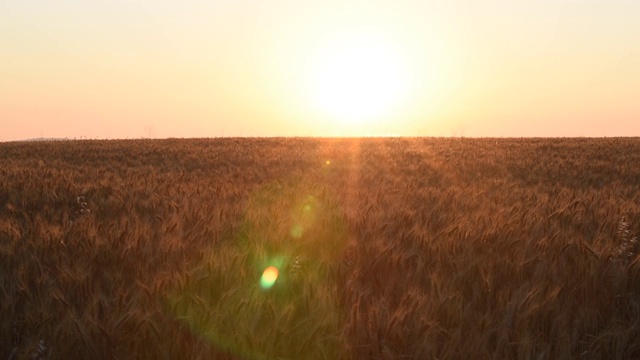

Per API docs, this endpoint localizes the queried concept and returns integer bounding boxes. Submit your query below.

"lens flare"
[260,266,279,289]
[290,223,304,238]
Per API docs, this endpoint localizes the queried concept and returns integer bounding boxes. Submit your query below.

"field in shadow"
[1,137,639,359]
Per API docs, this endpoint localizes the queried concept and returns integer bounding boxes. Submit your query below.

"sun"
[305,28,412,129]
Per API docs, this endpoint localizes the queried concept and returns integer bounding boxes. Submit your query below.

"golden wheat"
[1,138,640,359]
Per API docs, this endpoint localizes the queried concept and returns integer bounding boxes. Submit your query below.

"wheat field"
[1,137,640,359]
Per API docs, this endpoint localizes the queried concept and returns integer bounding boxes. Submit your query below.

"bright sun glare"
[306,28,412,129]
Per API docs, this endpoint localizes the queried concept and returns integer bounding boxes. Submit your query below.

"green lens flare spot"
[260,266,279,289]
[290,223,304,239]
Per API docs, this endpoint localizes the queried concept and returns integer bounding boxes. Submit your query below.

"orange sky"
[1,0,639,140]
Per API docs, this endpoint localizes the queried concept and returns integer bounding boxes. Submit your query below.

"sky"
[1,0,639,140]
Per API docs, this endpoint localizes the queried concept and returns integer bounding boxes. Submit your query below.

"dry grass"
[1,137,640,359]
